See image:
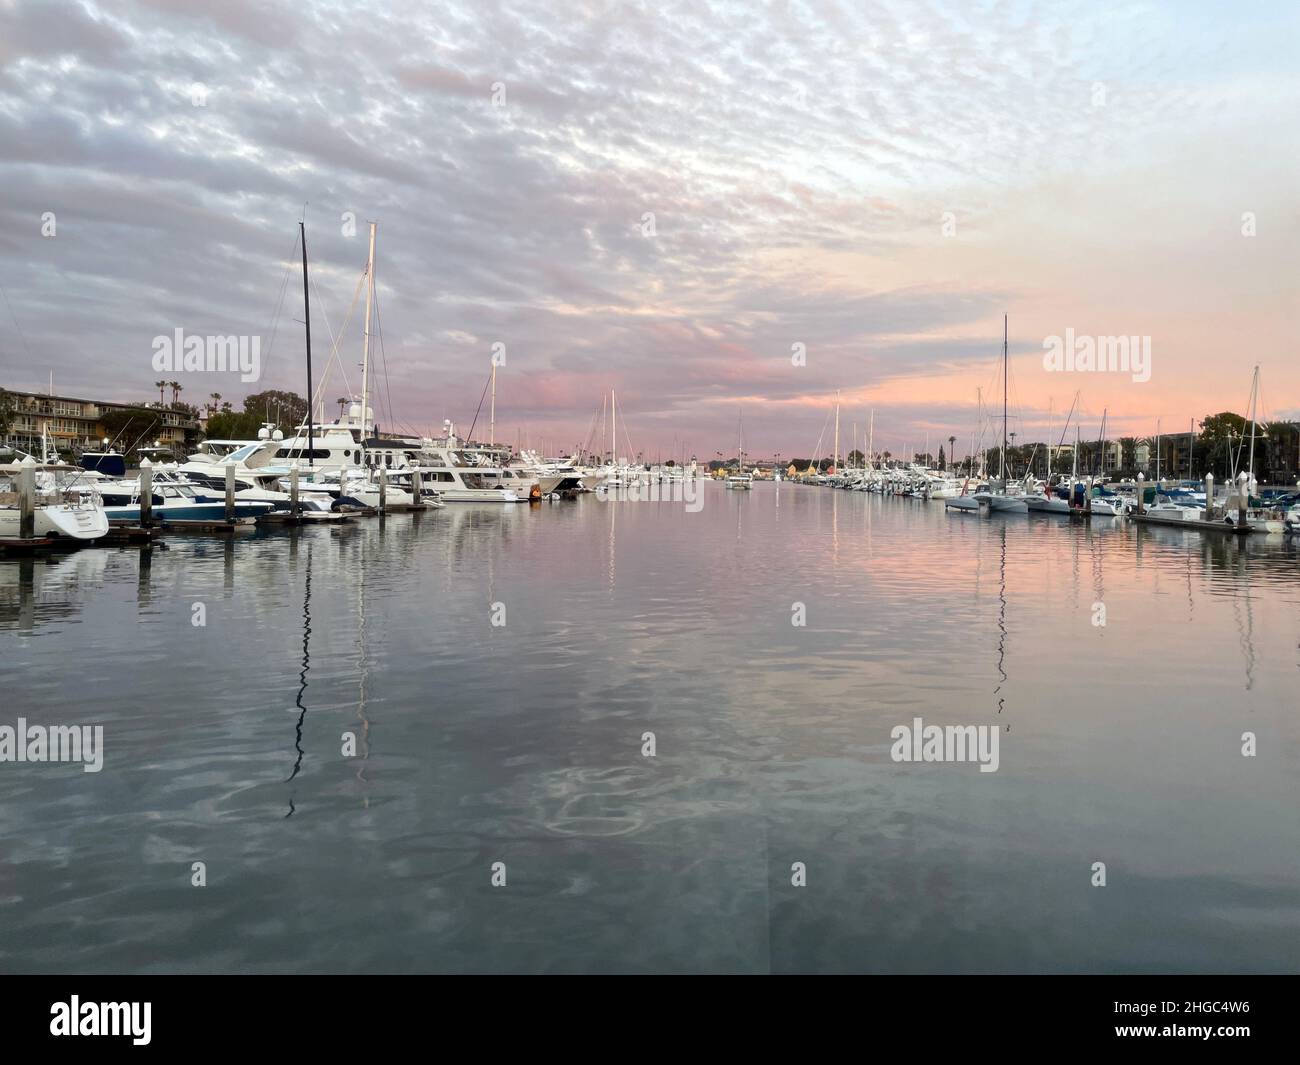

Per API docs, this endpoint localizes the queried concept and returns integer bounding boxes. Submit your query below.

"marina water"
[3,484,1299,973]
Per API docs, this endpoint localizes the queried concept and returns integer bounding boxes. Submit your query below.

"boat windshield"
[226,444,262,464]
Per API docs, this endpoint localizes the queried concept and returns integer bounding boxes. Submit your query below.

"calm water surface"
[3,484,1299,973]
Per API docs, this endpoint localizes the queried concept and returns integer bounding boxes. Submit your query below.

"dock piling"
[1204,473,1214,522]
[139,459,153,527]
[290,466,301,520]
[225,463,236,523]
[17,456,35,540]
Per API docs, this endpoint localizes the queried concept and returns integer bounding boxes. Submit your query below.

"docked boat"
[97,476,276,523]
[0,457,110,541]
[408,448,532,502]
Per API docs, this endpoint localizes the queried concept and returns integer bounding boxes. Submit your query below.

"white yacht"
[409,448,534,502]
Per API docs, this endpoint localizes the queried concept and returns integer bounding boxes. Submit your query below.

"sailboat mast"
[611,389,617,465]
[1001,314,1008,482]
[299,221,314,468]
[1247,365,1259,481]
[361,222,377,441]
[833,390,840,473]
[868,409,874,470]
[489,361,496,447]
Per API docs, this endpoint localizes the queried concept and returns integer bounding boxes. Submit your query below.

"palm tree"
[169,381,182,406]
[209,392,222,415]
[337,397,348,417]
[155,380,167,406]
[948,435,956,471]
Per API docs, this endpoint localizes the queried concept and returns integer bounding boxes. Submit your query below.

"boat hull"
[105,501,275,523]
[0,503,110,540]
[1025,496,1071,514]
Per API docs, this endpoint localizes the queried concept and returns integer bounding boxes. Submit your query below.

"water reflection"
[994,523,1008,719]
[2,492,1300,973]
[285,541,312,817]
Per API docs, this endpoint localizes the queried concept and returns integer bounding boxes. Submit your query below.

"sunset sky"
[1,0,1297,460]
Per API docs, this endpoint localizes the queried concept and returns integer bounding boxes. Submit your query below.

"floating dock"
[1128,513,1250,535]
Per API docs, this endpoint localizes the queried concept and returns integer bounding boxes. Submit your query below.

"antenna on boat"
[300,219,314,468]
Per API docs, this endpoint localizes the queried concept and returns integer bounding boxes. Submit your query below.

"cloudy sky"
[1,0,1297,459]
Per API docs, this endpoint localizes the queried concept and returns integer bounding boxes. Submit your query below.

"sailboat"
[1223,366,1286,533]
[945,391,988,513]
[1084,410,1123,516]
[974,315,1028,514]
[1025,396,1074,514]
[726,408,753,489]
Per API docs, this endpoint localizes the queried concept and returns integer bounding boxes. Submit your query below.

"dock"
[102,525,161,545]
[0,536,55,555]
[1130,513,1250,535]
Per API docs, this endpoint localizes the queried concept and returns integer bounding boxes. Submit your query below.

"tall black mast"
[300,221,314,467]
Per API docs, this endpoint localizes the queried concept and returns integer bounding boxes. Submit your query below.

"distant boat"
[726,407,752,490]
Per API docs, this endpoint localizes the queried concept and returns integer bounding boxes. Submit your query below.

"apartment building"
[1,388,200,456]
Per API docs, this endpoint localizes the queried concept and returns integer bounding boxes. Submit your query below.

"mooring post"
[1204,473,1214,522]
[379,466,387,513]
[225,463,236,523]
[1135,472,1145,515]
[411,467,423,507]
[1085,476,1093,516]
[1237,472,1248,528]
[139,459,153,527]
[290,465,301,520]
[17,455,36,539]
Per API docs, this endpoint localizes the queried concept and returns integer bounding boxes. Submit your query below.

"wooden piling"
[225,463,236,523]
